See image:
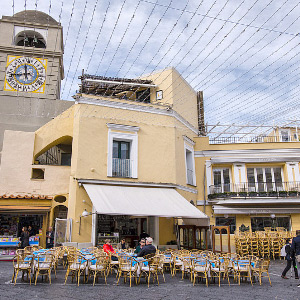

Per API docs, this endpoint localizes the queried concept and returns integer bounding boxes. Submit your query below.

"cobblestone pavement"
[0,260,300,300]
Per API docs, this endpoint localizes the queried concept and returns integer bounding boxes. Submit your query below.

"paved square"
[1,260,299,300]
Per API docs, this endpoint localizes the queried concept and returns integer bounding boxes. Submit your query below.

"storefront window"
[215,217,236,234]
[96,214,140,248]
[251,217,290,231]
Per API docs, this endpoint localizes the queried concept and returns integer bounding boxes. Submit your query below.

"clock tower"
[0,11,73,163]
[0,10,64,99]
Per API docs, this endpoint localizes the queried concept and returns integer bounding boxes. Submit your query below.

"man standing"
[46,226,54,249]
[291,230,300,287]
[137,237,156,257]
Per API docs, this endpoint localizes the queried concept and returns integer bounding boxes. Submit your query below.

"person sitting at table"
[136,237,156,257]
[103,239,118,261]
[134,238,145,254]
[117,238,128,250]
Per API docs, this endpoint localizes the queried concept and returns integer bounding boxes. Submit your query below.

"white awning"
[83,184,209,219]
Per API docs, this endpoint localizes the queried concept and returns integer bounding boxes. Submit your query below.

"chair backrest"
[260,259,270,271]
[36,253,53,268]
[192,258,208,270]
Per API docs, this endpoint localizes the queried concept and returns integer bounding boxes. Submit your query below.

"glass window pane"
[273,168,283,189]
[247,168,255,191]
[265,168,273,192]
[256,168,265,192]
[120,142,130,159]
[215,217,236,234]
[113,141,119,158]
[213,170,222,186]
[223,169,230,192]
[281,130,289,142]
[213,170,222,193]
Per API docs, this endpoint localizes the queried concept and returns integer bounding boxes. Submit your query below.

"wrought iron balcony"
[112,158,132,178]
[209,135,299,144]
[208,181,300,199]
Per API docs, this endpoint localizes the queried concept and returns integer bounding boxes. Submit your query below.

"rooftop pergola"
[79,73,156,100]
[205,120,300,144]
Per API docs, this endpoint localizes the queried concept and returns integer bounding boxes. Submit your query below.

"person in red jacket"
[103,239,118,261]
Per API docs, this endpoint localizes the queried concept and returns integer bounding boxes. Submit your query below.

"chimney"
[197,91,206,136]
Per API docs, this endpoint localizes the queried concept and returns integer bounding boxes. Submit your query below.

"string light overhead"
[2,0,300,127]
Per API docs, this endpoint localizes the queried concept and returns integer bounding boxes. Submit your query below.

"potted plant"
[249,191,258,197]
[288,190,298,197]
[279,191,288,197]
[228,192,237,197]
[238,191,248,197]
[268,191,278,197]
[258,191,267,197]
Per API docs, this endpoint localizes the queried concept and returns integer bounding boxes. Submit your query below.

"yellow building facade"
[195,135,300,251]
[0,68,208,251]
[2,67,299,253]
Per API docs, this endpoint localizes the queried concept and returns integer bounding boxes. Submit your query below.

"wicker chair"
[210,258,230,287]
[34,253,54,285]
[252,259,272,286]
[64,252,87,286]
[191,258,209,287]
[12,250,33,285]
[117,256,138,287]
[138,255,160,287]
[87,254,108,285]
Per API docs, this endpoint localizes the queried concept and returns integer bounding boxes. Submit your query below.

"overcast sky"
[1,0,300,129]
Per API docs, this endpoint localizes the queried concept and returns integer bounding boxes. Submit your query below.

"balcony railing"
[187,169,194,185]
[112,158,132,178]
[209,135,299,144]
[208,181,300,199]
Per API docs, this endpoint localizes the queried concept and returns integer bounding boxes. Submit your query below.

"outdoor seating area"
[11,246,272,287]
[234,228,295,259]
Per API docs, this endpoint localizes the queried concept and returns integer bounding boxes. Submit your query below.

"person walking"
[291,230,300,287]
[281,238,298,279]
[20,227,30,248]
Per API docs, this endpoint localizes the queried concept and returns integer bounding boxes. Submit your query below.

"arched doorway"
[53,205,68,221]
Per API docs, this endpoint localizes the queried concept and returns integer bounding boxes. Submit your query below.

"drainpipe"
[203,164,206,214]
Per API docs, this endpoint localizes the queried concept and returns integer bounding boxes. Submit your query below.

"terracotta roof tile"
[0,194,53,200]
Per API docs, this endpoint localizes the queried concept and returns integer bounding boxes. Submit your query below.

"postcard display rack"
[0,236,39,260]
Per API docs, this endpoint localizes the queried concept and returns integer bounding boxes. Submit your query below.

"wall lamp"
[79,209,96,235]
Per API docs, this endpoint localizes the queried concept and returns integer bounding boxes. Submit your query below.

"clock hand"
[24,64,28,80]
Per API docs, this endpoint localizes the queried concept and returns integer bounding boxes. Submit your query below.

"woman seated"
[103,239,118,261]
[117,238,129,250]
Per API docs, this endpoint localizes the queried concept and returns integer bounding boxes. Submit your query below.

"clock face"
[4,56,47,93]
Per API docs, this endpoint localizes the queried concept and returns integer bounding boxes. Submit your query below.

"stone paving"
[0,260,300,300]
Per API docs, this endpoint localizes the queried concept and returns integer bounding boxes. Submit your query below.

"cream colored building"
[0,68,208,250]
[195,133,300,251]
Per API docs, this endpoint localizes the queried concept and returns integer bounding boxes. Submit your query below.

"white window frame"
[212,167,231,193]
[246,167,284,192]
[107,124,139,178]
[184,139,196,186]
[280,129,290,142]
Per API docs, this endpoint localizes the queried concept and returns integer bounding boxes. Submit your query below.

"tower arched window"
[15,30,46,48]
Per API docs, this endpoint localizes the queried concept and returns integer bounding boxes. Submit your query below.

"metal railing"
[209,135,299,144]
[208,181,300,198]
[112,158,132,178]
